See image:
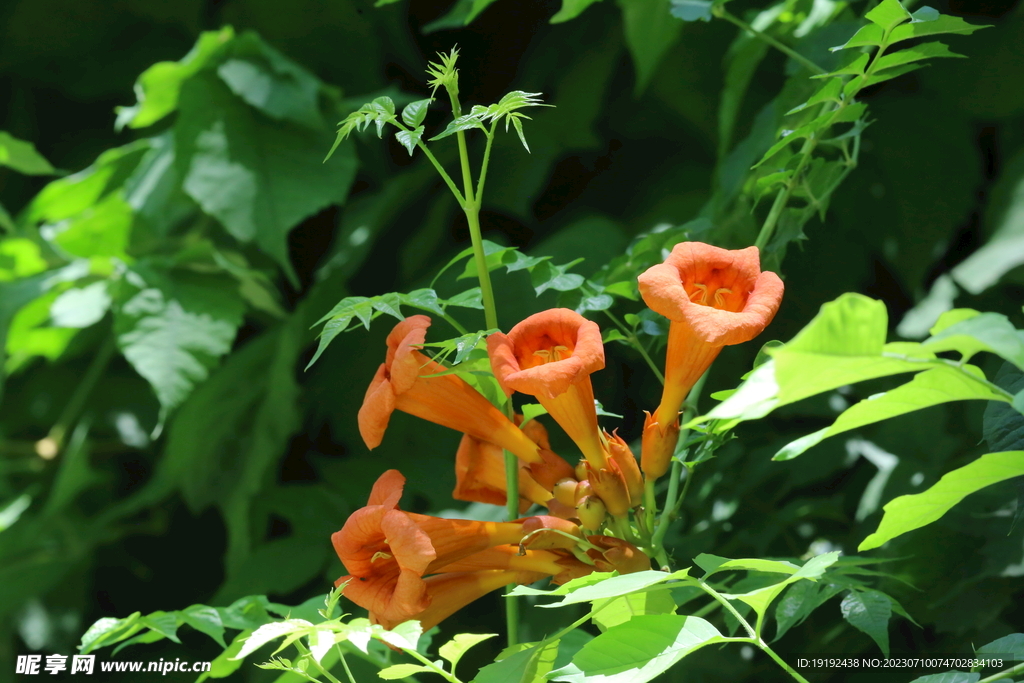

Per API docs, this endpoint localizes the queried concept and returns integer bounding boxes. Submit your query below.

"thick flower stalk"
[638,243,784,479]
[359,315,542,463]
[487,309,608,468]
[333,470,592,629]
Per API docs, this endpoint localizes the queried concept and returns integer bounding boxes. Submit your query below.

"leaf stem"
[978,662,1024,683]
[37,335,116,457]
[715,8,827,75]
[603,310,664,383]
[413,140,465,207]
[404,646,462,683]
[334,646,358,683]
[295,642,344,683]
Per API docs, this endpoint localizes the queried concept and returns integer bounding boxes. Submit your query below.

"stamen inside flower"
[532,345,571,364]
[371,550,393,562]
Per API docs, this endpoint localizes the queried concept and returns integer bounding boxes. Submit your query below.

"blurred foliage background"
[2,0,1024,680]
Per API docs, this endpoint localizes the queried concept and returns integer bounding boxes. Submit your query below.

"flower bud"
[640,411,680,481]
[574,479,593,505]
[585,460,631,518]
[576,496,607,531]
[553,478,578,508]
[575,458,588,481]
[605,430,644,506]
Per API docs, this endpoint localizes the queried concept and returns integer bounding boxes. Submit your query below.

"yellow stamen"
[689,283,708,305]
[371,551,393,563]
[713,288,732,309]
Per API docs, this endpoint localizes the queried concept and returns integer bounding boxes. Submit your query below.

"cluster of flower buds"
[334,242,783,630]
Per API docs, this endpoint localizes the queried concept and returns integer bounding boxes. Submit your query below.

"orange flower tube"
[359,315,541,464]
[453,434,553,511]
[487,309,608,469]
[638,243,783,478]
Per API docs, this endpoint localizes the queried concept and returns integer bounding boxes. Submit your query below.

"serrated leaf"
[786,79,843,116]
[874,41,965,71]
[977,633,1024,660]
[859,451,1024,550]
[591,590,676,632]
[863,63,929,88]
[830,24,884,51]
[402,99,432,127]
[474,639,559,683]
[445,287,484,310]
[233,620,313,661]
[115,267,245,423]
[439,633,498,668]
[774,580,845,641]
[400,288,446,316]
[865,0,912,31]
[141,611,181,643]
[840,590,892,656]
[396,126,425,156]
[530,259,585,295]
[429,112,487,141]
[538,570,691,607]
[888,13,990,42]
[923,312,1024,369]
[695,554,800,577]
[378,621,423,651]
[907,673,980,683]
[78,613,142,654]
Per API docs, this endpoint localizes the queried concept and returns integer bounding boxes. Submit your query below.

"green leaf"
[48,281,110,329]
[216,33,327,130]
[198,629,251,681]
[0,131,56,175]
[44,191,133,261]
[984,364,1024,451]
[530,259,585,295]
[141,611,182,643]
[234,619,314,661]
[695,554,800,577]
[830,24,884,51]
[718,19,772,158]
[774,580,845,641]
[79,613,143,654]
[888,13,990,43]
[669,0,712,22]
[473,639,559,683]
[840,590,892,656]
[445,288,484,310]
[429,112,488,141]
[725,552,840,618]
[396,126,425,156]
[859,451,1024,550]
[182,605,227,648]
[773,365,1010,460]
[116,27,234,130]
[976,633,1024,660]
[862,63,929,88]
[874,41,965,71]
[175,73,357,287]
[551,0,604,23]
[402,99,432,127]
[378,664,433,680]
[865,0,912,31]
[621,0,683,95]
[786,79,843,116]
[551,615,726,683]
[908,673,979,683]
[439,633,498,669]
[114,267,245,423]
[537,569,691,606]
[923,312,1024,369]
[591,590,676,631]
[377,621,423,651]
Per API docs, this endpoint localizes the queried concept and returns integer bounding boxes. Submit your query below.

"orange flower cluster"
[333,242,782,631]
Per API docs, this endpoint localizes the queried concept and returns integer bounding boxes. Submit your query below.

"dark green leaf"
[830,24,884,51]
[530,259,585,295]
[924,312,1024,369]
[840,590,892,656]
[874,41,965,71]
[445,288,484,310]
[983,363,1024,451]
[864,63,929,87]
[621,0,683,94]
[907,673,979,683]
[175,74,356,286]
[977,633,1024,660]
[114,267,245,423]
[473,640,559,683]
[182,605,227,647]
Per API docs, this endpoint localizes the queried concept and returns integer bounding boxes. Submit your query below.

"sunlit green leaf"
[864,0,911,31]
[0,131,56,175]
[888,13,990,43]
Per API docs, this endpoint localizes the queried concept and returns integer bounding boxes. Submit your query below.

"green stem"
[476,122,498,201]
[405,647,462,683]
[39,336,116,456]
[295,642,344,683]
[979,662,1024,683]
[332,646,358,683]
[716,8,827,75]
[643,479,659,545]
[414,140,465,207]
[698,581,756,639]
[604,310,664,383]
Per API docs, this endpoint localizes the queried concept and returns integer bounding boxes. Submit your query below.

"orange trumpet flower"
[488,309,608,469]
[638,243,783,478]
[359,315,542,464]
[586,536,652,574]
[334,470,590,628]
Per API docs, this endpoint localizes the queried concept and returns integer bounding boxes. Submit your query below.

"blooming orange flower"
[359,315,542,464]
[488,309,608,468]
[638,243,783,478]
[371,570,545,631]
[334,470,592,629]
